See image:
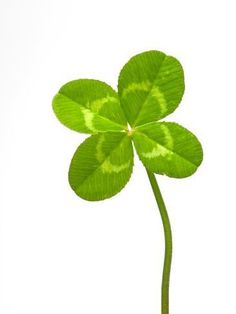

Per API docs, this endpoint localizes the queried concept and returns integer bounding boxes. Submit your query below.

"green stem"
[146,169,172,314]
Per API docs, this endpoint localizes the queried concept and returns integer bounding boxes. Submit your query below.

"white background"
[0,0,236,313]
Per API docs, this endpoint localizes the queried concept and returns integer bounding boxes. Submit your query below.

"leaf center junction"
[127,127,136,137]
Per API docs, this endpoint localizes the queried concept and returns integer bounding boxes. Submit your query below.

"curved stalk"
[146,169,172,314]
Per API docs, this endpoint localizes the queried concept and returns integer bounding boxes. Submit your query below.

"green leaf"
[133,122,203,178]
[52,79,127,134]
[118,51,184,127]
[69,132,133,201]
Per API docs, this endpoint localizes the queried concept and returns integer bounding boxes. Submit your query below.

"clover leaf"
[52,50,203,201]
[52,50,203,314]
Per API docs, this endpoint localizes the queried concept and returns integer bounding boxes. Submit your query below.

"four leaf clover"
[52,50,203,201]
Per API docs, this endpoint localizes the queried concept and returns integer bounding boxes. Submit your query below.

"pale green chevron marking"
[96,134,106,162]
[141,144,173,159]
[69,133,134,201]
[139,123,174,160]
[96,134,131,173]
[101,159,131,173]
[80,107,98,133]
[133,122,203,178]
[89,96,119,113]
[122,80,152,98]
[149,86,168,115]
[118,50,185,126]
[52,79,127,134]
[160,123,173,149]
